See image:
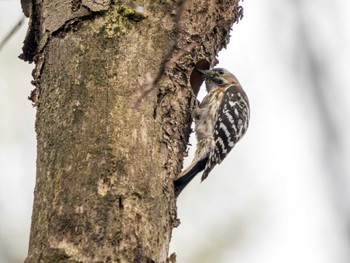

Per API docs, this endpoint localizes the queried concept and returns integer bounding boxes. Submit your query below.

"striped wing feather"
[201,85,248,181]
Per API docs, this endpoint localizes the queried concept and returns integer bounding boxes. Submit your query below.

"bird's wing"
[201,85,249,181]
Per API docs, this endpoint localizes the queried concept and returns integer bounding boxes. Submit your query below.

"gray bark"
[21,1,243,262]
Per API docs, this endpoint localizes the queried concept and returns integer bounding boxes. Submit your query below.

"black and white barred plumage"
[174,68,250,196]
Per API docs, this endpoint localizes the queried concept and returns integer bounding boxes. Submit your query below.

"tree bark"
[21,0,243,262]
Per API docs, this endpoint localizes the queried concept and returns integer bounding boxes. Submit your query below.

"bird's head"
[196,68,239,92]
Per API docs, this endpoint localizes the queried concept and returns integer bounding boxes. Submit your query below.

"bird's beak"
[195,68,214,80]
[195,68,209,75]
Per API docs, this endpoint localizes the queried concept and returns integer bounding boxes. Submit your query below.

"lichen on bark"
[22,0,243,262]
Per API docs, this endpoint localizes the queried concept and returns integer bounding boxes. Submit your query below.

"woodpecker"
[174,68,250,196]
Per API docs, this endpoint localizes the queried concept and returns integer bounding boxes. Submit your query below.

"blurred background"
[1,0,350,262]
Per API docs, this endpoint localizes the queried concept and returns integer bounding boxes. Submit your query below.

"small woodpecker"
[174,68,250,196]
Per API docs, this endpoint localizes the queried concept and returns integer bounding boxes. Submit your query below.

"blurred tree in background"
[1,1,350,263]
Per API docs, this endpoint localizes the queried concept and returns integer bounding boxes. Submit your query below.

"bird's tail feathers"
[174,158,207,197]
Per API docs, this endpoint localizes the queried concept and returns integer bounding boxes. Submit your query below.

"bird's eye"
[218,69,225,75]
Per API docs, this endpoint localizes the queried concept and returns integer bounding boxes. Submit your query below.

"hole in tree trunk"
[190,59,210,95]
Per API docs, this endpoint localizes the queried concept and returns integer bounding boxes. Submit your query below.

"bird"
[174,68,250,196]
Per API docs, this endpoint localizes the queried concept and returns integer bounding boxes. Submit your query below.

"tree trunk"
[21,0,242,262]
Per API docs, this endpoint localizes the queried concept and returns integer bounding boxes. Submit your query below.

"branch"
[0,16,25,52]
[133,0,189,108]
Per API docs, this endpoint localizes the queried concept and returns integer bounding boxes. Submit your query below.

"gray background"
[1,1,350,262]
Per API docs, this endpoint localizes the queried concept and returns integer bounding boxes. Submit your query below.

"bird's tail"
[174,158,208,197]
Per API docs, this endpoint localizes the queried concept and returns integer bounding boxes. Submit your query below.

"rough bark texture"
[22,0,242,262]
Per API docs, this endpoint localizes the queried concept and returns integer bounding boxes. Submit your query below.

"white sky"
[1,1,350,263]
